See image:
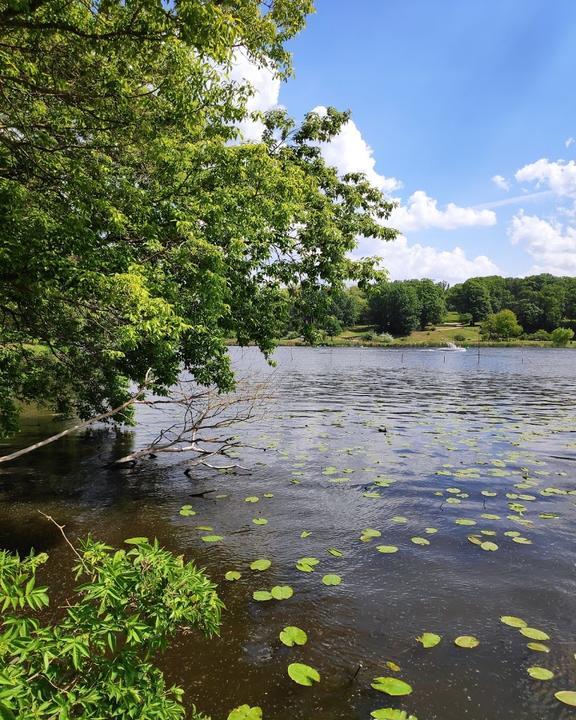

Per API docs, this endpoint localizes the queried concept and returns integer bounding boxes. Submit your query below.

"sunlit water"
[1,347,575,720]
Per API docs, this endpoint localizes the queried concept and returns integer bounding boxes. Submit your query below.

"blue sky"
[248,0,576,282]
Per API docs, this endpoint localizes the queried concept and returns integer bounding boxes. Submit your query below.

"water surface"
[1,347,575,720]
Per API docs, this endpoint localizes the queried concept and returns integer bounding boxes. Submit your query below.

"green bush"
[551,327,575,347]
[453,334,466,342]
[0,536,222,719]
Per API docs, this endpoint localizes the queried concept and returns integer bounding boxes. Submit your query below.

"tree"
[0,1,397,440]
[0,529,222,719]
[456,280,492,324]
[480,309,522,340]
[368,281,420,337]
[409,279,446,329]
[550,327,574,347]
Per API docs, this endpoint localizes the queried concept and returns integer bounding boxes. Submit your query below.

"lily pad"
[328,548,344,557]
[527,643,550,653]
[520,627,549,641]
[252,590,272,601]
[271,585,293,600]
[201,535,224,543]
[250,559,271,572]
[287,662,320,686]
[371,711,417,720]
[500,616,527,628]
[455,518,476,526]
[361,528,382,542]
[527,667,554,680]
[300,530,311,538]
[252,518,268,525]
[454,636,479,648]
[376,545,399,554]
[224,571,241,581]
[322,574,342,586]
[417,632,441,648]
[480,541,498,551]
[245,496,259,503]
[371,677,413,696]
[227,705,262,720]
[555,691,576,707]
[179,505,196,517]
[279,626,308,647]
[411,537,430,546]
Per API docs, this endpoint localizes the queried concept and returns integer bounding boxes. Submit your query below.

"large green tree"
[0,0,396,438]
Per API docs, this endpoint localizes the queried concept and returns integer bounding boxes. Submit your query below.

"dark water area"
[1,346,576,720]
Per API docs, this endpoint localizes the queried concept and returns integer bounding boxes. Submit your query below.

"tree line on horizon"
[283,273,576,343]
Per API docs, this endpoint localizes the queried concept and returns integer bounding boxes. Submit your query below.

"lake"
[1,346,575,720]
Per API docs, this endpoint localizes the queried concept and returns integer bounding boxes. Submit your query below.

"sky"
[234,0,576,284]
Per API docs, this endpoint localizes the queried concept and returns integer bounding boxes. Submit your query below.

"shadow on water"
[0,347,576,720]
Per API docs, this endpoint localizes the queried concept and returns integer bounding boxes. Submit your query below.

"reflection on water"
[1,347,576,720]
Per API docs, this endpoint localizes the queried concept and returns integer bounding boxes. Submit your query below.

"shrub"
[551,327,575,347]
[377,332,394,344]
[528,329,551,341]
[0,535,221,719]
[453,334,466,342]
[361,331,376,341]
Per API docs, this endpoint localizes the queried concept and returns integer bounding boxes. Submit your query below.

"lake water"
[1,346,575,720]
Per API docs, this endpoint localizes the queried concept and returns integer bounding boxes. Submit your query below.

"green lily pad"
[227,705,262,720]
[250,559,271,571]
[391,516,408,524]
[224,571,241,581]
[279,626,308,647]
[322,574,342,586]
[201,535,224,543]
[527,643,550,652]
[480,541,498,551]
[555,691,576,707]
[371,711,417,720]
[520,627,549,641]
[527,667,554,680]
[245,496,259,503]
[300,530,311,538]
[328,548,343,557]
[179,505,196,516]
[454,636,479,648]
[361,528,382,542]
[271,585,293,600]
[417,632,441,648]
[500,616,527,628]
[455,518,476,526]
[287,662,320,686]
[371,677,413,696]
[376,545,399,554]
[252,518,268,525]
[253,590,272,601]
[411,537,430,546]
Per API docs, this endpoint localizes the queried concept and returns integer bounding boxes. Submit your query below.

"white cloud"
[390,190,497,232]
[515,158,576,198]
[229,53,280,140]
[312,105,401,194]
[508,210,576,275]
[492,174,510,191]
[566,137,575,149]
[354,235,500,283]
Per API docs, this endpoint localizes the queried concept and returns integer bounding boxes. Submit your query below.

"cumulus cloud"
[312,105,401,194]
[354,235,500,283]
[390,190,497,232]
[492,174,510,191]
[515,158,576,198]
[229,52,280,140]
[508,211,576,275]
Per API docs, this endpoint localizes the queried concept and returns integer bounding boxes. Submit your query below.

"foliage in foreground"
[0,536,222,719]
[0,0,396,438]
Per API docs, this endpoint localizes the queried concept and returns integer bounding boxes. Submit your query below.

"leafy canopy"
[0,536,222,719]
[0,0,396,436]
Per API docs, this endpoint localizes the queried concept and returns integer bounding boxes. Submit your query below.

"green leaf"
[201,535,224,543]
[480,541,498,551]
[410,537,430,546]
[287,663,320,686]
[371,677,413,696]
[371,710,418,720]
[555,691,576,707]
[328,548,343,557]
[227,705,262,720]
[417,632,441,648]
[250,559,271,571]
[253,591,273,602]
[270,585,293,600]
[279,626,308,647]
[124,537,148,545]
[500,616,527,628]
[520,628,550,641]
[376,545,399,554]
[527,643,550,653]
[454,636,479,648]
[527,667,554,680]
[252,518,268,525]
[322,574,342,586]
[224,571,241,581]
[360,528,381,542]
